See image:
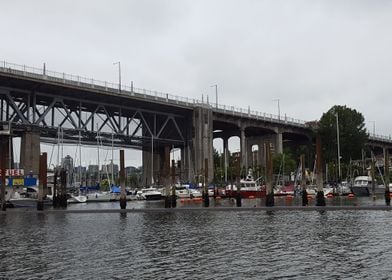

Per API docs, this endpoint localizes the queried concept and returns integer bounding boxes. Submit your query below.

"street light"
[210,84,218,108]
[335,112,341,181]
[113,61,121,92]
[273,98,280,120]
[369,121,375,136]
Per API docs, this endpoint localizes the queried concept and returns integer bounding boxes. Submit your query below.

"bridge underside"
[1,65,392,187]
[0,74,192,181]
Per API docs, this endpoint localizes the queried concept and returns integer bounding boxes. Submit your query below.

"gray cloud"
[2,0,392,165]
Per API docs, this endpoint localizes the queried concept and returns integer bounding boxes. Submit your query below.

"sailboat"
[66,131,88,203]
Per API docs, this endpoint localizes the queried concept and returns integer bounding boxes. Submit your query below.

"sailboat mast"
[61,128,64,168]
[57,127,60,168]
[79,131,82,186]
[111,132,114,186]
[96,127,101,184]
[151,134,154,185]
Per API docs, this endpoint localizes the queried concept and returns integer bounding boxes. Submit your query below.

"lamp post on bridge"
[369,121,376,137]
[273,98,280,120]
[210,84,218,108]
[113,61,121,92]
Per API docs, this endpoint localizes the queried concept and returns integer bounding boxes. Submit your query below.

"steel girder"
[0,87,187,149]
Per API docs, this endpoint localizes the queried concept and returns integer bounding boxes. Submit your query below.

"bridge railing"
[211,102,307,127]
[369,133,392,143]
[0,60,317,129]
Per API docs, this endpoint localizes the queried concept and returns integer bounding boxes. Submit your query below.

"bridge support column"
[223,137,229,183]
[246,143,253,171]
[158,146,171,187]
[181,144,193,183]
[142,148,161,187]
[258,140,265,168]
[20,128,40,176]
[192,107,213,183]
[240,127,246,175]
[273,132,283,154]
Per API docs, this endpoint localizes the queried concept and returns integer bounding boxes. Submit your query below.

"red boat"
[225,170,266,198]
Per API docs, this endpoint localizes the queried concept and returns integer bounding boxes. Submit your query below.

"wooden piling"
[119,150,127,209]
[52,168,59,207]
[315,135,326,206]
[384,148,390,206]
[37,153,47,210]
[371,156,376,202]
[203,158,209,207]
[265,143,274,207]
[301,154,308,206]
[0,136,6,211]
[60,169,67,208]
[171,160,176,208]
[236,152,241,207]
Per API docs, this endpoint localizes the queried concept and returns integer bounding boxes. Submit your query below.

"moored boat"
[67,193,88,203]
[225,169,266,198]
[274,184,295,196]
[8,188,52,208]
[139,187,165,200]
[350,176,384,196]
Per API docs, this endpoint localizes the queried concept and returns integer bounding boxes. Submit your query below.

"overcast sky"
[2,0,392,167]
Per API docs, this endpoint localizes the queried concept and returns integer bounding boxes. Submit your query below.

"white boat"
[86,191,112,202]
[7,187,52,208]
[274,184,295,196]
[351,176,385,196]
[323,185,335,196]
[226,169,265,198]
[338,181,352,195]
[175,185,190,198]
[189,188,202,198]
[67,193,88,203]
[139,187,164,201]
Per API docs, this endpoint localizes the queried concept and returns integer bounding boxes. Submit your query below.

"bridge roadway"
[0,61,391,184]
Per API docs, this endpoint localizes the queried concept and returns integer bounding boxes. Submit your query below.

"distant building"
[125,166,138,175]
[62,155,73,187]
[88,165,99,174]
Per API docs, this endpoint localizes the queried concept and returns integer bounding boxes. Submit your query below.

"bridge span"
[0,61,391,184]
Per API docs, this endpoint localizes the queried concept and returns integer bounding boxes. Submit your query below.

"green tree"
[318,105,368,165]
[272,152,297,181]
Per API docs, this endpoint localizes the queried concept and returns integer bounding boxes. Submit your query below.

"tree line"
[213,105,374,184]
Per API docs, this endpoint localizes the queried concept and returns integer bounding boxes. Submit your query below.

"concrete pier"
[20,128,40,176]
[193,106,213,183]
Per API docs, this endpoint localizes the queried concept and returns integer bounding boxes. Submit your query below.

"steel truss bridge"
[0,60,391,152]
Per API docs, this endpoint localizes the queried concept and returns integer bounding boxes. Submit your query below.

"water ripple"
[2,210,392,279]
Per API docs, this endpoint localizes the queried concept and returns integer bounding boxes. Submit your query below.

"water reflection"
[2,197,392,279]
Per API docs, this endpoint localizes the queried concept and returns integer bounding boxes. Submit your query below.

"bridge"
[0,61,391,185]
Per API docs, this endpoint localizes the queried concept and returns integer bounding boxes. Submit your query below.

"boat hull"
[351,185,385,197]
[8,198,52,208]
[144,194,165,201]
[225,189,266,198]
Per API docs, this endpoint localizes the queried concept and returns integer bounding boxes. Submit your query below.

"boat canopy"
[110,186,121,193]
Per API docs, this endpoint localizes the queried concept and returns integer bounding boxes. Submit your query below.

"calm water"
[1,197,392,279]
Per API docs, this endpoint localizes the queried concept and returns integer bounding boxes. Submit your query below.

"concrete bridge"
[0,61,391,185]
